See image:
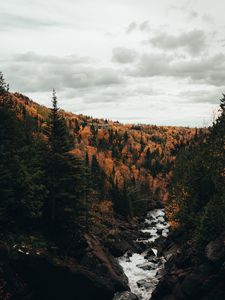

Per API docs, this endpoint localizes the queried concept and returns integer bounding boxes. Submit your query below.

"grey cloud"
[188,10,198,20]
[179,89,221,104]
[202,14,214,24]
[0,13,62,31]
[4,52,125,93]
[13,52,89,64]
[132,52,225,87]
[167,5,199,20]
[126,22,137,34]
[150,30,207,56]
[112,47,138,64]
[131,53,173,77]
[139,21,150,32]
[126,20,150,34]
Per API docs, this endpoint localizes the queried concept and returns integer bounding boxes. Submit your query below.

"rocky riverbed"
[115,209,170,300]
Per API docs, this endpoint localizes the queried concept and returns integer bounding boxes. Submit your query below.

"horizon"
[1,0,225,126]
[13,90,205,128]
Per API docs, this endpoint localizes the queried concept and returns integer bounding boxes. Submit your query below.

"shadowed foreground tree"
[45,90,88,233]
[167,94,225,256]
[0,93,47,229]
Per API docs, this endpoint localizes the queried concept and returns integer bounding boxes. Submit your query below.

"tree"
[47,89,72,154]
[45,90,86,232]
[167,95,225,256]
[91,155,105,199]
[0,72,9,95]
[0,96,46,229]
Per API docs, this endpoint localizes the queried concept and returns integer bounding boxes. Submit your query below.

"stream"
[118,209,170,300]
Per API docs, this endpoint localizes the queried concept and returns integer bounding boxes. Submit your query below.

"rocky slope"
[151,231,225,300]
[0,224,138,300]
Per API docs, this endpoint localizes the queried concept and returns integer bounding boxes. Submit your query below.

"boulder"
[113,291,138,300]
[180,273,203,297]
[205,237,225,262]
[137,279,153,289]
[144,248,156,259]
[11,234,129,300]
[137,262,157,271]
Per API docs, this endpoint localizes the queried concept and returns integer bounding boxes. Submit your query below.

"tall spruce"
[46,90,86,232]
[0,72,9,95]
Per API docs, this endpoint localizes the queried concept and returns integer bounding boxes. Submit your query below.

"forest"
[0,71,224,300]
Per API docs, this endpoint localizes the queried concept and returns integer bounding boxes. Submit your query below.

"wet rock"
[113,291,138,300]
[136,241,148,252]
[127,250,133,257]
[205,237,225,262]
[151,275,175,299]
[137,262,158,270]
[156,267,166,278]
[144,248,156,258]
[137,279,153,289]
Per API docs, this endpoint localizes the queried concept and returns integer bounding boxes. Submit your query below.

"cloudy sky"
[1,0,225,126]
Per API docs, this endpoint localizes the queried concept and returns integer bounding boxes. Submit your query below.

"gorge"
[0,81,224,300]
[117,209,169,300]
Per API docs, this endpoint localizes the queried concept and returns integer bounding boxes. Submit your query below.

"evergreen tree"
[168,95,225,256]
[91,155,105,199]
[0,96,46,229]
[46,90,86,232]
[0,72,9,95]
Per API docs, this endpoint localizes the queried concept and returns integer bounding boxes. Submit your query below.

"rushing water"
[118,209,170,300]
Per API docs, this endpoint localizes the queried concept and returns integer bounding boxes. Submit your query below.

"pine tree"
[91,155,105,199]
[0,72,9,95]
[0,97,46,229]
[46,90,86,232]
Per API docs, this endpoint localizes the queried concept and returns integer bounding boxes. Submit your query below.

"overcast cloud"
[0,0,225,126]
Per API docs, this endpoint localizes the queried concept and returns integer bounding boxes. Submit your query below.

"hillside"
[3,92,196,216]
[0,86,197,300]
[1,77,224,300]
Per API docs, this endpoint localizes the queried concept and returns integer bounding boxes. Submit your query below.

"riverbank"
[151,230,225,300]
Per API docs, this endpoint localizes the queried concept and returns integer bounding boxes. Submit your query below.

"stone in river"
[137,279,154,289]
[113,291,138,300]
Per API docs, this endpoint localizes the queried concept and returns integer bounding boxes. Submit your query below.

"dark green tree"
[46,90,86,232]
[0,72,9,95]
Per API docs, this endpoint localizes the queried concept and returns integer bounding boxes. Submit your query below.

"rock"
[180,273,203,297]
[136,241,148,252]
[137,279,153,289]
[173,282,185,299]
[0,246,31,299]
[144,248,156,258]
[145,255,159,263]
[205,237,225,262]
[11,234,129,300]
[113,291,138,300]
[137,262,158,271]
[151,275,175,299]
[105,239,133,257]
[0,241,9,260]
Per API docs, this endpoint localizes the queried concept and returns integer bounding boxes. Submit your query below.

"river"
[118,209,169,300]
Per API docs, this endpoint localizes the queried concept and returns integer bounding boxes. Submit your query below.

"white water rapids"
[118,209,170,300]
